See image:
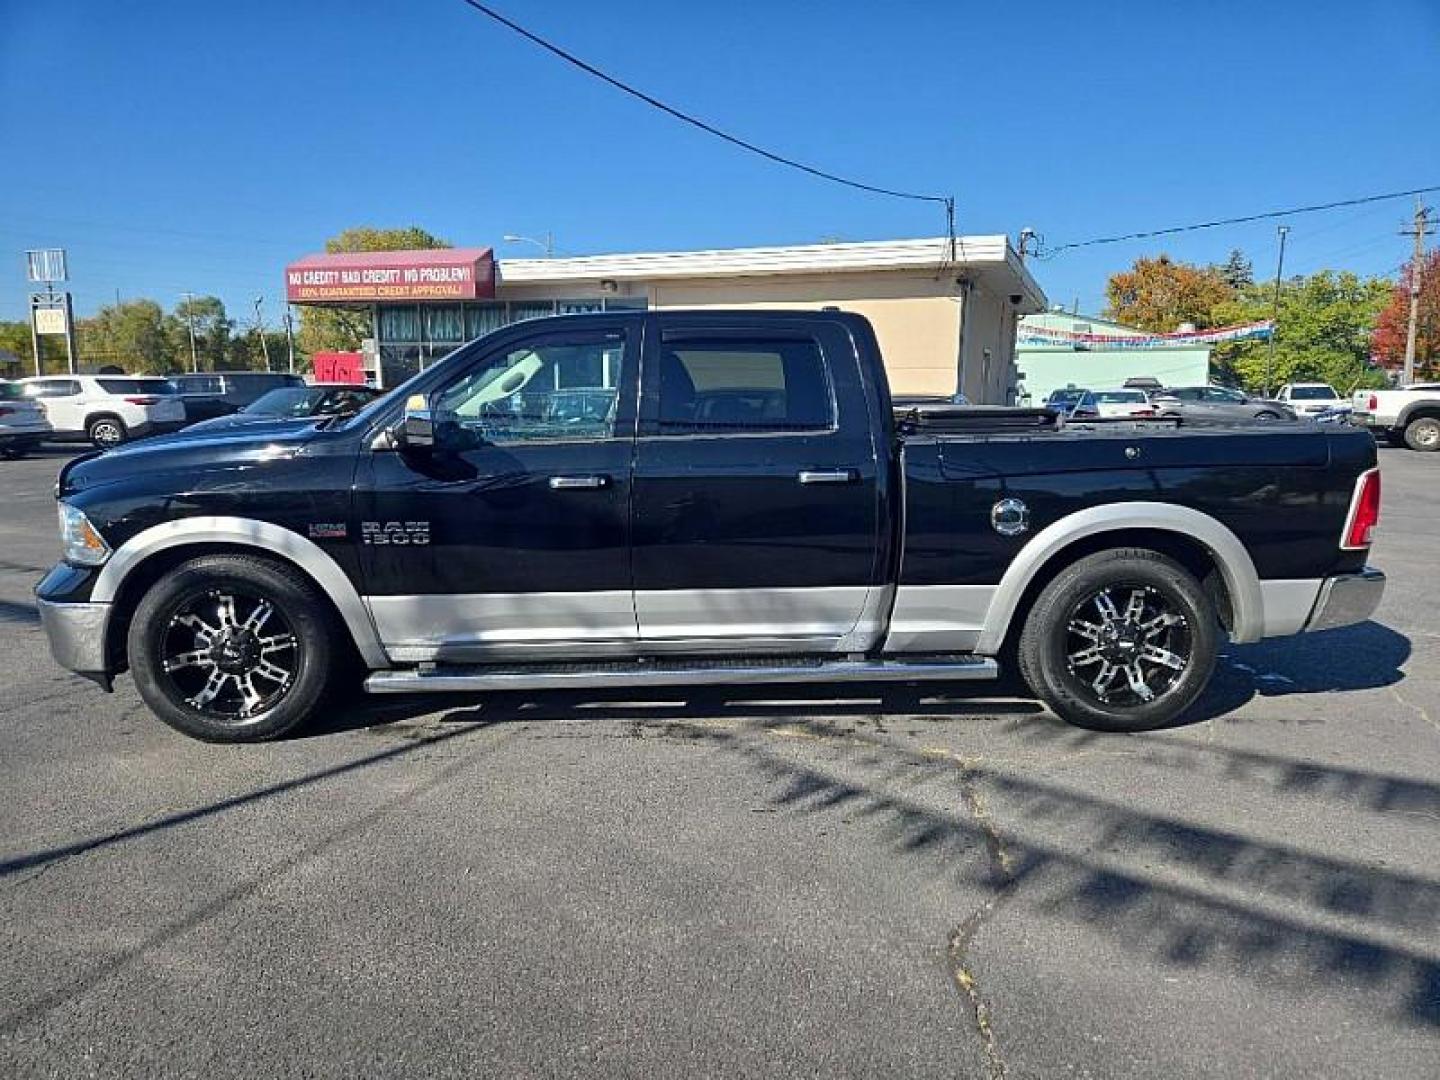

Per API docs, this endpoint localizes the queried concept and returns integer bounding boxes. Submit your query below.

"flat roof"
[497,235,1047,310]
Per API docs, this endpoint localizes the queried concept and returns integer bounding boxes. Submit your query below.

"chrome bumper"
[1305,568,1385,632]
[35,598,113,688]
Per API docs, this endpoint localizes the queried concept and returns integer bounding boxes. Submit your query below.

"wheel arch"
[974,503,1264,655]
[94,517,388,671]
[1398,403,1440,427]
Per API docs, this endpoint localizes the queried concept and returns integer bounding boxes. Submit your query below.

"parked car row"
[1043,382,1346,425]
[0,372,381,452]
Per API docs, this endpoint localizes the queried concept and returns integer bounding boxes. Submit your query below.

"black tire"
[1253,411,1279,422]
[87,415,128,448]
[1017,548,1219,732]
[1402,415,1440,452]
[127,554,338,742]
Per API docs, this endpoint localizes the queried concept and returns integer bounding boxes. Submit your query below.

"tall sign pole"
[1400,199,1433,386]
[25,249,75,376]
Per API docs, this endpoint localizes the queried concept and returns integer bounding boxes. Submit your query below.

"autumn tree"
[1104,255,1236,332]
[297,225,451,355]
[1371,248,1440,380]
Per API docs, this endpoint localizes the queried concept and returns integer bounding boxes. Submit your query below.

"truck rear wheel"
[127,554,337,742]
[1402,415,1440,452]
[1017,548,1219,732]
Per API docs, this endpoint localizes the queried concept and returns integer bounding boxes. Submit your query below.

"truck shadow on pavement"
[2,622,1429,1038]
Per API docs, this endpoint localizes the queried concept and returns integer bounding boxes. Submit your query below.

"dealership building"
[285,235,1047,402]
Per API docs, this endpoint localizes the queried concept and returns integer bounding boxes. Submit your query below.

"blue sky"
[2,0,1437,323]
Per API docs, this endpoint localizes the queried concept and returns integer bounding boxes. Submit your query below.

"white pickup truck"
[1351,384,1440,451]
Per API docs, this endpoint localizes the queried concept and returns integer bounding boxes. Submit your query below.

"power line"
[454,0,954,220]
[1039,184,1440,257]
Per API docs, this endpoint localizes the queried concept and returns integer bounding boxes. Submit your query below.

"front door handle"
[797,469,859,485]
[549,474,610,490]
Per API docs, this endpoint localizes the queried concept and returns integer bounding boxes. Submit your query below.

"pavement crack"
[1388,684,1440,735]
[928,748,1025,1079]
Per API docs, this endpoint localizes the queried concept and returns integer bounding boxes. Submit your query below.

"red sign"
[285,248,494,303]
[312,352,365,384]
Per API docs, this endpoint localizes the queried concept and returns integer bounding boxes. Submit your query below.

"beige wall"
[648,274,963,397]
[500,269,1022,401]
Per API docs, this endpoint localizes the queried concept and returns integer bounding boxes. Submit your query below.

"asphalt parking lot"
[1,443,1438,1078]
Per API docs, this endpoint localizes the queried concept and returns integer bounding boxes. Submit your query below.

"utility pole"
[1265,225,1289,397]
[180,291,200,373]
[1400,199,1433,386]
[253,296,272,372]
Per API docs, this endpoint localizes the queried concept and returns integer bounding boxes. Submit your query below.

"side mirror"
[398,393,435,450]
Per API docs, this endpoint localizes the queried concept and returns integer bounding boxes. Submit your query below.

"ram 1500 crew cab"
[35,311,1386,742]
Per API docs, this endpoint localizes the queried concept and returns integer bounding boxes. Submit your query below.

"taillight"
[0,406,11,418]
[1133,408,1155,417]
[1342,467,1381,550]
[124,396,158,405]
[1366,394,1378,411]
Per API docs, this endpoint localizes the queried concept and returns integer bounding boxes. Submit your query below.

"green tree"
[0,320,35,374]
[1104,255,1236,332]
[82,300,174,374]
[166,295,233,372]
[1220,249,1254,290]
[297,225,451,355]
[1211,271,1392,393]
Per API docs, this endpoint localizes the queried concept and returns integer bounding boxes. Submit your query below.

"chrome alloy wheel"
[160,590,298,722]
[1063,584,1191,706]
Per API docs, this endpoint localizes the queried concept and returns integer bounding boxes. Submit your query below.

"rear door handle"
[797,469,859,485]
[549,475,610,490]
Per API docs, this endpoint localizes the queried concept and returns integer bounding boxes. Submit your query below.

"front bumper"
[0,425,51,444]
[35,597,113,690]
[1305,567,1386,632]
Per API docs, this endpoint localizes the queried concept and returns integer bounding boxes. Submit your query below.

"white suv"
[1275,382,1341,418]
[20,375,188,448]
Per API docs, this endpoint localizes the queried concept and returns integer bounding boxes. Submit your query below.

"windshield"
[1094,390,1145,403]
[1047,389,1088,406]
[1290,385,1338,400]
[97,378,177,395]
[245,387,326,417]
[0,382,22,401]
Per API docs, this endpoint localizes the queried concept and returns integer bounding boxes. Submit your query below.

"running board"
[363,655,999,694]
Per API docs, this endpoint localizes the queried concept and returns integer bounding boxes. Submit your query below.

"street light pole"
[253,296,272,372]
[181,291,200,373]
[502,232,556,257]
[1265,225,1289,398]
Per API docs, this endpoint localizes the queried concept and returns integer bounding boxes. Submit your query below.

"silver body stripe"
[1258,579,1325,637]
[882,585,995,654]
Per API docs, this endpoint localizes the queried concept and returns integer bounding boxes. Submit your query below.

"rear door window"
[24,379,80,398]
[97,379,176,395]
[653,334,834,435]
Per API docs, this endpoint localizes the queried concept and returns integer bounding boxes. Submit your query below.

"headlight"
[58,503,112,566]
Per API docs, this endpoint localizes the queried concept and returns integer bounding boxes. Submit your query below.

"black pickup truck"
[36,310,1385,742]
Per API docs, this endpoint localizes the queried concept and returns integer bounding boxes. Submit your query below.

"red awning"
[285,248,495,304]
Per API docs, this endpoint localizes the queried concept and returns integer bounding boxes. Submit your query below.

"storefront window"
[374,297,647,386]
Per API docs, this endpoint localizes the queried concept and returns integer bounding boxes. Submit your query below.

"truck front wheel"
[127,554,338,742]
[1017,548,1219,732]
